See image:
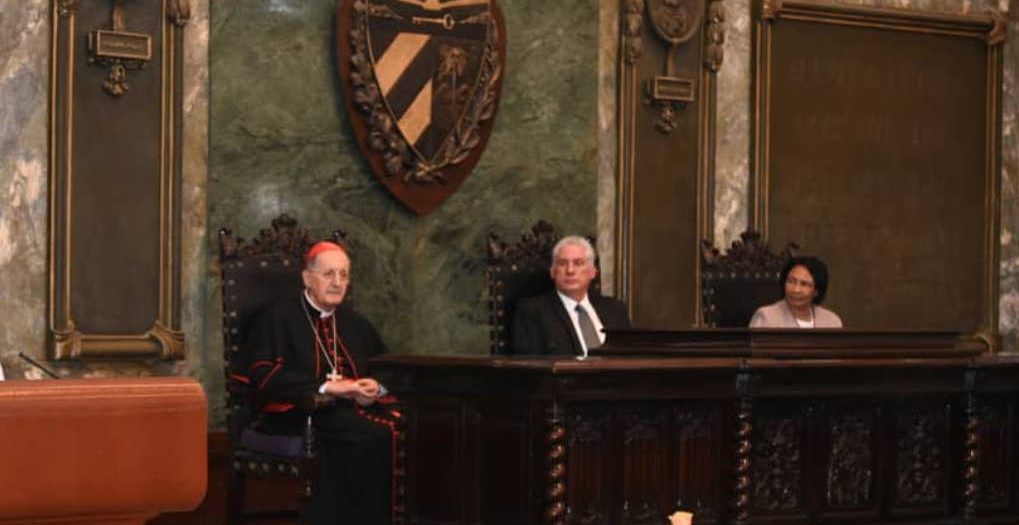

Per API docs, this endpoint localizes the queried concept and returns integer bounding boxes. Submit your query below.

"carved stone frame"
[48,0,190,359]
[751,0,1004,346]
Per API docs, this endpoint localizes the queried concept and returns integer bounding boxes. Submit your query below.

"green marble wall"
[1,0,1015,432]
[208,0,601,360]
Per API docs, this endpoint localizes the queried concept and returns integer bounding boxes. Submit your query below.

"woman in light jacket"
[749,256,842,329]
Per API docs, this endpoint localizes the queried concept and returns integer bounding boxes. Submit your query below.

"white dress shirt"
[556,291,605,357]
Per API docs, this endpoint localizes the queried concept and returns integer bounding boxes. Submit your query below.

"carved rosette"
[621,0,646,65]
[347,0,502,185]
[704,0,725,72]
[826,414,873,508]
[895,412,945,506]
[751,417,802,511]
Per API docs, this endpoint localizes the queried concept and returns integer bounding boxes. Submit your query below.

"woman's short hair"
[780,256,830,304]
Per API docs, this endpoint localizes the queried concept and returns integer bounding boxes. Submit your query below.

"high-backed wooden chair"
[219,214,346,523]
[486,221,601,355]
[700,231,797,327]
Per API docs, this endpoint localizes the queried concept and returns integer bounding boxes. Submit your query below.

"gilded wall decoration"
[87,0,154,97]
[643,0,704,133]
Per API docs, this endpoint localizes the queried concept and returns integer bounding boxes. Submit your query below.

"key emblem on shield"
[338,0,506,214]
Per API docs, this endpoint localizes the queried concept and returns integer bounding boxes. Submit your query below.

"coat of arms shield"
[337,0,506,214]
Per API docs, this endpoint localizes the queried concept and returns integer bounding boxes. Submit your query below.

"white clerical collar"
[303,290,334,319]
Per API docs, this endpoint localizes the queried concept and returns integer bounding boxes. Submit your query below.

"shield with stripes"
[338,0,506,214]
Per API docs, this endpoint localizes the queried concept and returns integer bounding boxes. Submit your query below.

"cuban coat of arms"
[337,0,506,214]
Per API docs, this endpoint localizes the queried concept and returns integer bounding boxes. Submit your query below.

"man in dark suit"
[510,235,631,356]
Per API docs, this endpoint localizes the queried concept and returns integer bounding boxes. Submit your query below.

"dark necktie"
[575,304,602,350]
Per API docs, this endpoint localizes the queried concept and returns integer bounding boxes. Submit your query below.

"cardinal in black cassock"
[247,241,397,525]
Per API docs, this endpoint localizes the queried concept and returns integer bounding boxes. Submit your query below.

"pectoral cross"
[87,0,152,97]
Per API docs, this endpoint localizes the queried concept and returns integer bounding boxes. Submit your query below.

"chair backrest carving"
[486,221,600,355]
[701,231,797,328]
[218,214,346,434]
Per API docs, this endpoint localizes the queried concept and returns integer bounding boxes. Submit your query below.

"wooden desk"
[0,378,207,525]
[374,332,1019,525]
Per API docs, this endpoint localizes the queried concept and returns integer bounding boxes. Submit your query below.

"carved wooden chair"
[486,221,601,355]
[219,214,347,523]
[700,231,797,327]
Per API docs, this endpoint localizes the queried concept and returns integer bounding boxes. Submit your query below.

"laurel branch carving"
[349,0,502,184]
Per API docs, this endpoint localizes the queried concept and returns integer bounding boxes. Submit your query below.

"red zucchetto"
[305,241,347,265]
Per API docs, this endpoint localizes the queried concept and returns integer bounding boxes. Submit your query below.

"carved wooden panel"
[49,0,189,359]
[671,406,724,521]
[405,400,466,524]
[377,354,1019,525]
[751,410,806,515]
[616,0,723,329]
[620,409,668,525]
[752,1,1004,340]
[824,411,876,510]
[565,409,613,525]
[891,403,951,516]
[477,402,532,525]
[974,397,1012,511]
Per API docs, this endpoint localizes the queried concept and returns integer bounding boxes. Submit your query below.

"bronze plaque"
[49,0,189,359]
[337,0,507,215]
[616,0,724,329]
[752,1,1004,340]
